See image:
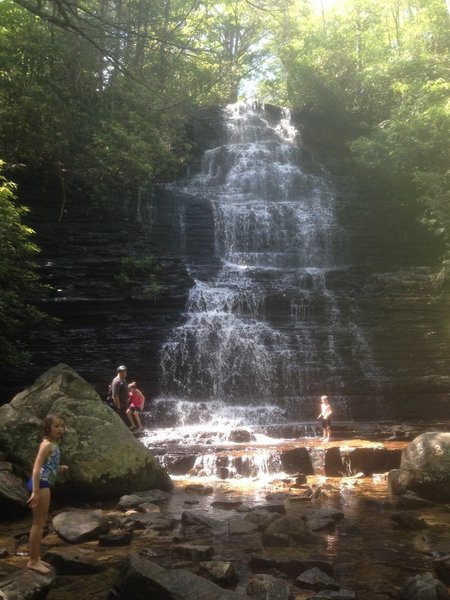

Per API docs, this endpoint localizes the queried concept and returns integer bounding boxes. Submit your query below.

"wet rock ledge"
[159,437,405,482]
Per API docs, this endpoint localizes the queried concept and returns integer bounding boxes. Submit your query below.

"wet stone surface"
[1,470,450,600]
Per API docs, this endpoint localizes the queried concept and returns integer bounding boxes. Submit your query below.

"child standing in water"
[317,395,333,442]
[26,414,68,574]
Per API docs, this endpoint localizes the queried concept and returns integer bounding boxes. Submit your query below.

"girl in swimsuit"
[26,414,68,574]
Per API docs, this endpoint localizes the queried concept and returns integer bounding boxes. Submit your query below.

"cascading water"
[144,101,384,478]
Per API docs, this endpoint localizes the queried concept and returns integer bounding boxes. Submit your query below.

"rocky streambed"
[1,468,450,600]
[1,366,449,599]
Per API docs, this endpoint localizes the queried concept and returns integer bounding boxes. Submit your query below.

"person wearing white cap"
[111,365,129,424]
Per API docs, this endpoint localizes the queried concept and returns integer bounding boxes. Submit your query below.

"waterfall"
[149,101,383,440]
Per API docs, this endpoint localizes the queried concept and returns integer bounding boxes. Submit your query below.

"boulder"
[249,554,334,577]
[262,515,314,547]
[398,572,450,599]
[307,517,336,532]
[98,532,133,546]
[313,591,356,599]
[324,447,345,477]
[211,500,243,510]
[388,468,412,496]
[113,552,248,599]
[244,508,279,530]
[121,513,175,532]
[295,567,339,591]
[0,364,172,504]
[391,512,428,530]
[172,544,215,561]
[302,507,345,522]
[228,518,259,535]
[0,470,29,513]
[433,555,450,585]
[44,548,105,574]
[399,433,450,502]
[184,484,214,495]
[0,567,55,599]
[280,447,314,475]
[343,447,401,475]
[394,492,435,509]
[254,502,286,515]
[165,455,197,475]
[228,429,256,443]
[246,573,290,599]
[52,509,110,543]
[181,511,226,530]
[118,489,171,510]
[198,562,239,588]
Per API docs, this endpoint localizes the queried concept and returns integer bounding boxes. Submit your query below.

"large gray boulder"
[398,432,450,502]
[0,567,55,599]
[399,572,450,599]
[0,364,172,502]
[262,515,314,547]
[113,553,248,599]
[0,468,29,512]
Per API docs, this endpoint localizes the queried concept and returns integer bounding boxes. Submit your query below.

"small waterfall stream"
[144,101,384,479]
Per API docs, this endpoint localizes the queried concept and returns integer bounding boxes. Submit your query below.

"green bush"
[0,163,49,374]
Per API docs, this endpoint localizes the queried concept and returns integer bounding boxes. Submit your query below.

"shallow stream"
[2,467,449,600]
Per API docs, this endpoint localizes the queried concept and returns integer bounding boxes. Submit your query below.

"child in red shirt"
[126,382,145,432]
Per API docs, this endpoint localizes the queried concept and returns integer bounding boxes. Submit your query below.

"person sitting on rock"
[126,382,145,432]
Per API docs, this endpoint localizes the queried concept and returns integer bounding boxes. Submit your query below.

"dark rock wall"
[303,116,450,420]
[1,201,194,403]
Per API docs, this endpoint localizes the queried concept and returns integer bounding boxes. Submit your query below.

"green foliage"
[114,271,131,290]
[0,163,49,373]
[120,256,159,275]
[347,3,450,271]
[0,0,268,210]
[0,0,272,365]
[147,274,164,301]
[114,255,164,300]
[0,0,449,283]
[263,0,450,279]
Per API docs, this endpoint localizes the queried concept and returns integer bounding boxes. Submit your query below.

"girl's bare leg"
[27,488,51,574]
[126,409,135,428]
[133,412,142,430]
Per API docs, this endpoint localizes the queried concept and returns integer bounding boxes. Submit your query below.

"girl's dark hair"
[43,414,65,436]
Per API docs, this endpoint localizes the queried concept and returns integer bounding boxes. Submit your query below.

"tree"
[1,0,273,213]
[263,0,450,278]
[349,0,450,275]
[0,164,49,374]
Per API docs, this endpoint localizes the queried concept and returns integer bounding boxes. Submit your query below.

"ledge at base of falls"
[141,417,449,482]
[146,437,407,480]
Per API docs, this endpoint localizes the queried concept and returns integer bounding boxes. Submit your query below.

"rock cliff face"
[295,107,450,420]
[2,103,449,423]
[0,196,194,403]
[144,103,449,422]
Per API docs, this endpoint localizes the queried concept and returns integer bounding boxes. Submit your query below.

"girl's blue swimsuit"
[27,443,60,491]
